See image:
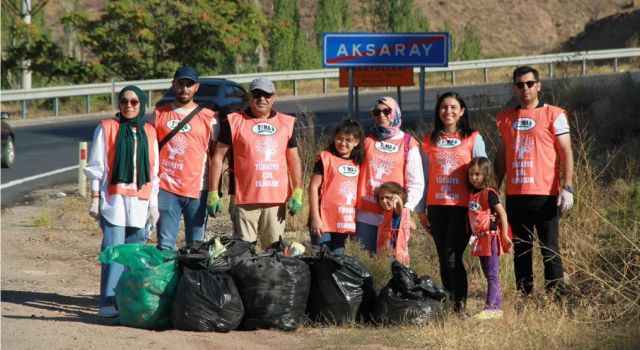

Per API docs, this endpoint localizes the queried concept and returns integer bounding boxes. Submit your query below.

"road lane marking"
[1,165,79,190]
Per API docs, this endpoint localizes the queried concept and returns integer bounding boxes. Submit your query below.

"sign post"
[323,32,449,119]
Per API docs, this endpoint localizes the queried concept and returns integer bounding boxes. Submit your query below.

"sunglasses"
[514,80,538,89]
[175,80,197,88]
[372,108,392,117]
[251,91,273,100]
[119,99,140,107]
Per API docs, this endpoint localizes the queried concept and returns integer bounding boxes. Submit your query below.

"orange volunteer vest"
[468,188,511,256]
[318,151,359,234]
[229,111,295,205]
[496,105,566,196]
[423,131,479,206]
[101,119,157,200]
[377,207,411,266]
[154,104,216,199]
[356,134,418,214]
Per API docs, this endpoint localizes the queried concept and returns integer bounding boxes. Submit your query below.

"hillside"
[39,0,640,60]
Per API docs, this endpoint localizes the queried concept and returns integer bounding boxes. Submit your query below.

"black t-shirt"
[217,108,298,148]
[473,188,500,230]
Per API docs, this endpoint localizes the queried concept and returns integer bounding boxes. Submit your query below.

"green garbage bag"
[99,244,180,329]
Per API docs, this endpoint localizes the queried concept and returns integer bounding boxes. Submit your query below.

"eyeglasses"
[372,108,392,117]
[251,91,273,100]
[119,99,140,107]
[514,80,538,89]
[175,80,197,88]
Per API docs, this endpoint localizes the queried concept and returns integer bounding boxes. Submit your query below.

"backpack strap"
[158,105,204,149]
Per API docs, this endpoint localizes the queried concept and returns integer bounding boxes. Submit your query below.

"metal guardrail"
[1,47,639,118]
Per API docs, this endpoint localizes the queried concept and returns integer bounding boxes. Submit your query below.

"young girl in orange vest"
[376,181,416,266]
[467,157,513,320]
[308,119,364,255]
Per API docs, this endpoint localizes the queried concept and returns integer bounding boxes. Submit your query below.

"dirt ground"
[0,184,327,350]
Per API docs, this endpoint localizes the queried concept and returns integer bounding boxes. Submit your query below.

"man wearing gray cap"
[153,66,219,250]
[209,77,303,249]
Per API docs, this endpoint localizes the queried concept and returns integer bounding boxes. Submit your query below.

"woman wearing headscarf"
[355,96,424,253]
[84,85,160,318]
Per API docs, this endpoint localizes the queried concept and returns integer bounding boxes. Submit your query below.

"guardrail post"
[21,100,27,119]
[79,142,88,197]
[53,97,59,117]
[293,80,298,96]
[483,68,489,83]
[451,71,456,85]
[322,78,328,94]
[549,63,554,78]
[147,91,153,109]
[582,59,586,75]
[111,79,116,111]
[86,95,91,114]
[613,58,618,72]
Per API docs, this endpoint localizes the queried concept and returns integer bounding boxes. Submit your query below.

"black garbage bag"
[177,237,256,270]
[230,251,311,331]
[171,266,244,332]
[304,246,376,324]
[372,261,448,325]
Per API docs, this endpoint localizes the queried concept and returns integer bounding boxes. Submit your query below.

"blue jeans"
[157,189,208,251]
[310,231,348,255]
[355,221,379,253]
[100,216,145,308]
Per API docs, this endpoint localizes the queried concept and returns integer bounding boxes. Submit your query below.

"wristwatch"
[562,185,574,194]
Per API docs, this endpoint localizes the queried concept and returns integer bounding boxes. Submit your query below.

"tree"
[269,0,297,71]
[361,0,429,32]
[67,0,266,80]
[1,20,103,88]
[456,23,482,61]
[314,0,351,47]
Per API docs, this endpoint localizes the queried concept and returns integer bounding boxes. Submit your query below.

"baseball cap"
[173,66,199,83]
[249,78,275,94]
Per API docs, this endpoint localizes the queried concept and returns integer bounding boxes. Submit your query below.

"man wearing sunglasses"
[153,66,219,251]
[209,77,303,249]
[495,65,574,299]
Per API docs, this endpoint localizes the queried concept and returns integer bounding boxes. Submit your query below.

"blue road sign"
[323,32,449,68]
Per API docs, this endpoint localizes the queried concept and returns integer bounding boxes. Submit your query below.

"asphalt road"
[1,72,636,208]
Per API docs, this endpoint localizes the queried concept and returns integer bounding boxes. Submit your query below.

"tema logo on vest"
[512,118,536,131]
[468,200,480,211]
[374,141,399,153]
[437,138,461,148]
[166,120,192,133]
[251,123,277,135]
[338,165,359,177]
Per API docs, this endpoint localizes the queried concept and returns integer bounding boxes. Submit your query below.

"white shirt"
[356,131,425,226]
[84,120,160,228]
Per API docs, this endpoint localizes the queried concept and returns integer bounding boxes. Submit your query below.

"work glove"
[287,188,303,215]
[557,188,574,216]
[88,197,100,221]
[147,206,160,227]
[207,191,223,217]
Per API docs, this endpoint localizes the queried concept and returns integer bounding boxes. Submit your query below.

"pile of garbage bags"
[100,239,448,332]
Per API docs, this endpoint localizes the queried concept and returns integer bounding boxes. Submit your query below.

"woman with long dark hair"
[420,91,487,316]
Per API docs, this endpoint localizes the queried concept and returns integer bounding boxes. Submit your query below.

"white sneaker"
[98,306,119,318]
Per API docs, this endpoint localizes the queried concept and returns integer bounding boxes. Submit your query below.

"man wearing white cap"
[209,78,303,249]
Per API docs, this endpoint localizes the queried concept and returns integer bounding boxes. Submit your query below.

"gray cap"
[249,78,275,94]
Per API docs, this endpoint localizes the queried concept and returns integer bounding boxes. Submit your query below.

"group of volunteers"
[85,64,575,321]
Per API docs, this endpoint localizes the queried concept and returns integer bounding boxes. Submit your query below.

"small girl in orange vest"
[308,119,364,255]
[467,157,513,320]
[376,181,415,266]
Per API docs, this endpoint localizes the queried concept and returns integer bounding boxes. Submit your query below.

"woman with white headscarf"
[354,96,424,253]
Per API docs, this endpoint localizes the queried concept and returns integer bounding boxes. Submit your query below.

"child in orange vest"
[467,157,513,320]
[308,119,364,255]
[376,182,415,266]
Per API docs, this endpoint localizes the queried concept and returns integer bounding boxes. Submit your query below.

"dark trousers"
[428,205,471,306]
[506,195,565,295]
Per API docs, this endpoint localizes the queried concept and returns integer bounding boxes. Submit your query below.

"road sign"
[339,67,414,87]
[323,32,449,68]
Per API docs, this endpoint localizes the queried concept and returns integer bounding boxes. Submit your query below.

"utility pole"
[21,0,33,89]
